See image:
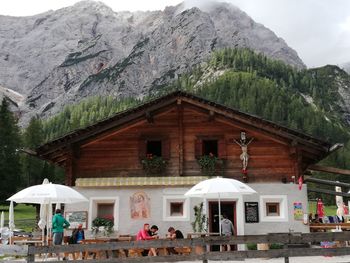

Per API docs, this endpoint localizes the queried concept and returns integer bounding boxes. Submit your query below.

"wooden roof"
[36,90,334,165]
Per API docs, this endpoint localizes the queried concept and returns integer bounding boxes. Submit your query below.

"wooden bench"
[81,239,108,259]
[175,247,192,255]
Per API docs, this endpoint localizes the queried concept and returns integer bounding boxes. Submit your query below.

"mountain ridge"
[0,0,305,125]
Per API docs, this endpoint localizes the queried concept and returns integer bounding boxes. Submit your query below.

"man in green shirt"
[52,209,70,259]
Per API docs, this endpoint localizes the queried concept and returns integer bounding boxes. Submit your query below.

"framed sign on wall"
[65,211,88,229]
[245,202,259,223]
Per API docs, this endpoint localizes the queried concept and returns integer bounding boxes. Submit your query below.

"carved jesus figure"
[234,132,254,171]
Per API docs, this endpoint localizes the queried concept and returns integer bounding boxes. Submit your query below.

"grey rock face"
[342,62,350,74]
[0,0,306,124]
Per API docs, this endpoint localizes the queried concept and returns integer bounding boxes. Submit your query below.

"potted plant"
[141,153,167,175]
[197,153,224,176]
[191,202,208,233]
[91,216,114,236]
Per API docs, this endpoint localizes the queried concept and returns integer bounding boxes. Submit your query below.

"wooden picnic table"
[187,232,220,238]
[310,223,350,232]
[11,237,43,245]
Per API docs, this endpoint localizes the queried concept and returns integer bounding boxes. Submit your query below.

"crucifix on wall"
[234,132,254,178]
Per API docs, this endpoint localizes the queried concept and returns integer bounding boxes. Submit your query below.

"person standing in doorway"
[221,214,235,251]
[52,209,70,260]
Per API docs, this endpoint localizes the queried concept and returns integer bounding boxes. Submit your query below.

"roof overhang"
[35,91,334,166]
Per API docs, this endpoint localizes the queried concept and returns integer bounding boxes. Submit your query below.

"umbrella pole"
[47,202,51,246]
[218,193,222,236]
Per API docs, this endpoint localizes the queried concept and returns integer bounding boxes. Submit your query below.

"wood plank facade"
[36,91,333,186]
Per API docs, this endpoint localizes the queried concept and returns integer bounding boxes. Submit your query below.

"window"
[97,203,114,218]
[266,202,280,216]
[203,140,218,156]
[147,140,162,156]
[163,196,189,221]
[170,202,184,216]
[195,137,226,159]
[260,195,288,222]
[89,197,119,231]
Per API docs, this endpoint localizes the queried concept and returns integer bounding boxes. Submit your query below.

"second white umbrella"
[185,177,256,235]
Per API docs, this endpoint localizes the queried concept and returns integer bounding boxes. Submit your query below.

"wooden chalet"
[35,91,337,237]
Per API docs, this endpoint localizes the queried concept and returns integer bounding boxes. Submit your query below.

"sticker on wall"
[293,202,303,220]
[130,191,151,219]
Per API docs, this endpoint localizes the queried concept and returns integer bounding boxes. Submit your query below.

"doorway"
[209,201,236,251]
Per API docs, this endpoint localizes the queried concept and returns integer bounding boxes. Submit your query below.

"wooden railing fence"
[2,232,350,263]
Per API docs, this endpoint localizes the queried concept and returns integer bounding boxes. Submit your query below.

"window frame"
[170,202,184,216]
[266,202,280,216]
[146,140,162,157]
[97,203,115,219]
[163,195,190,221]
[259,195,288,222]
[88,197,119,231]
[195,135,226,159]
[139,135,170,160]
[202,139,219,157]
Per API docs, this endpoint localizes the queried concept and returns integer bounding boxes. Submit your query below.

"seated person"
[148,225,159,237]
[167,227,184,239]
[312,214,322,223]
[136,223,157,256]
[166,227,184,254]
[308,213,313,224]
[71,224,85,244]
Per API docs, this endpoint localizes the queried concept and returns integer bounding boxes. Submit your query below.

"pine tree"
[22,116,45,186]
[0,98,22,203]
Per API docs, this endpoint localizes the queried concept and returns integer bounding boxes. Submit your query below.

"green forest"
[1,48,350,204]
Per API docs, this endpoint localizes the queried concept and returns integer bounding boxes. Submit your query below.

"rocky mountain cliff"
[342,62,350,74]
[0,0,306,124]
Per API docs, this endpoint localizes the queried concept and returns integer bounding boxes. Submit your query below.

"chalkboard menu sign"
[245,202,259,223]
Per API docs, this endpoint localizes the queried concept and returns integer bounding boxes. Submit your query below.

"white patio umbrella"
[0,211,4,230]
[38,179,50,244]
[7,180,88,245]
[7,183,88,204]
[55,203,61,211]
[336,186,345,220]
[185,177,256,235]
[8,201,15,244]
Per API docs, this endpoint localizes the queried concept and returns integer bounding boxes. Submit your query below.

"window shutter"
[218,138,227,159]
[139,139,147,159]
[194,139,203,159]
[162,138,171,159]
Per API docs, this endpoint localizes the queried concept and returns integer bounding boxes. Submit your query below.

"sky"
[0,0,349,68]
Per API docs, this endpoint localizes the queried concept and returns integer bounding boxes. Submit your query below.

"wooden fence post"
[202,242,208,263]
[26,245,35,263]
[284,243,289,263]
[26,253,35,263]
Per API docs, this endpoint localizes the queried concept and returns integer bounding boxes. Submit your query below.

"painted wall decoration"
[130,191,151,219]
[293,202,303,220]
[65,211,88,229]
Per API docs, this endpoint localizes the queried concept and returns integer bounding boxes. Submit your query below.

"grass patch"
[0,204,36,231]
[308,202,337,216]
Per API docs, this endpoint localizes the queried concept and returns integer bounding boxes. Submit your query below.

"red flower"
[242,168,248,175]
[103,215,114,221]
